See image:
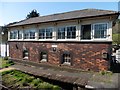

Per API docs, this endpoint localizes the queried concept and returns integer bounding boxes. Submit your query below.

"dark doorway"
[81,24,91,40]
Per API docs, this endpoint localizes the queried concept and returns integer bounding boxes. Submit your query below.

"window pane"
[24,30,29,39]
[63,52,71,64]
[39,29,45,39]
[24,30,35,39]
[18,30,22,39]
[46,28,53,39]
[30,30,35,39]
[10,30,18,39]
[67,26,76,39]
[58,27,65,39]
[81,25,91,40]
[10,31,14,39]
[94,23,107,38]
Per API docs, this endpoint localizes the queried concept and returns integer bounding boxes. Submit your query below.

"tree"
[26,9,39,19]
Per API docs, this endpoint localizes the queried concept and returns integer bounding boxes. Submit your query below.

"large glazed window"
[10,30,18,39]
[46,28,53,39]
[24,30,35,39]
[67,26,76,39]
[81,24,91,40]
[39,28,53,39]
[58,27,65,39]
[57,26,76,39]
[18,30,22,39]
[94,23,107,38]
[39,29,45,39]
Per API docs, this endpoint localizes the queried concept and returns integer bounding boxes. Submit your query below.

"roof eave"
[7,12,119,28]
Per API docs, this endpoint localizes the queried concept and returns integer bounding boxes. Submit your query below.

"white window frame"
[9,30,18,40]
[57,25,78,41]
[18,30,23,40]
[80,24,93,41]
[93,22,108,41]
[38,27,54,41]
[23,29,36,41]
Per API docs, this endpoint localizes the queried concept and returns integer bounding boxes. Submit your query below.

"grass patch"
[0,58,14,68]
[2,70,61,89]
[112,33,120,45]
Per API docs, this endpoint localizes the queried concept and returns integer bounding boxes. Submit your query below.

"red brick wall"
[9,41,112,71]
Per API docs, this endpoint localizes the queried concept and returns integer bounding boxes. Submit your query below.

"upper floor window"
[81,24,91,40]
[10,30,18,39]
[58,27,65,39]
[57,26,76,39]
[67,26,76,39]
[18,30,22,39]
[24,30,35,39]
[39,28,53,39]
[94,23,107,39]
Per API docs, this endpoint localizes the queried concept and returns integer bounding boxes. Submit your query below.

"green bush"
[2,70,12,75]
[53,85,61,90]
[31,78,41,86]
[2,70,61,89]
[25,76,35,83]
[37,82,53,89]
[99,70,113,75]
[4,57,8,60]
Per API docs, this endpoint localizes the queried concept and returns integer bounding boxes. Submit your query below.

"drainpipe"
[5,42,7,57]
[1,32,4,57]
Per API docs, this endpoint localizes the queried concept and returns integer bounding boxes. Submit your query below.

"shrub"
[53,85,61,90]
[4,57,8,60]
[37,82,53,89]
[99,70,113,75]
[31,78,41,86]
[2,70,12,75]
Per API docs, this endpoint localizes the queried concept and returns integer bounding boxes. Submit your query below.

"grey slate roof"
[9,9,118,27]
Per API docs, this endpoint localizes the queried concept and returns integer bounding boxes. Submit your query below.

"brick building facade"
[7,9,119,71]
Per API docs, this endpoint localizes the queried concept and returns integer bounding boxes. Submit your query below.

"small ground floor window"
[62,52,71,65]
[40,51,47,62]
[23,49,29,59]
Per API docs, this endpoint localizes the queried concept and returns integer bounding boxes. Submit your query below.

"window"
[57,26,76,39]
[46,28,53,39]
[10,30,18,39]
[40,51,47,62]
[18,30,22,39]
[62,52,71,65]
[67,26,76,39]
[58,27,65,39]
[24,30,35,39]
[81,24,91,40]
[23,48,29,59]
[94,23,107,38]
[39,28,53,39]
[39,29,45,39]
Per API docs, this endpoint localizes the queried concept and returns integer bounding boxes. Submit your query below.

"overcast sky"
[0,2,119,26]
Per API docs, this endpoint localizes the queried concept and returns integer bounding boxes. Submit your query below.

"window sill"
[23,57,28,60]
[62,62,71,65]
[40,59,47,62]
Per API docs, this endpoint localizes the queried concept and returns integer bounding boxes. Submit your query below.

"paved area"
[7,63,119,89]
[0,60,119,89]
[0,67,15,73]
[10,64,93,86]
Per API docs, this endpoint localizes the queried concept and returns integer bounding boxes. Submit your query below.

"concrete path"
[0,67,15,73]
[9,63,120,89]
